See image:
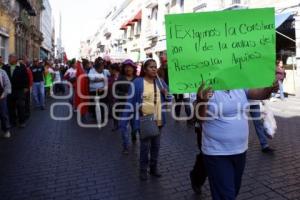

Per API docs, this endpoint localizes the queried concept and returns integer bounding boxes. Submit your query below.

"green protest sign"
[165,8,275,93]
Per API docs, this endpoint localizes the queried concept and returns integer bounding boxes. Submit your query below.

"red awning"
[125,20,134,26]
[132,11,142,22]
[120,23,127,30]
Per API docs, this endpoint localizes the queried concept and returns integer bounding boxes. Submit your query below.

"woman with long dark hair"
[119,58,169,181]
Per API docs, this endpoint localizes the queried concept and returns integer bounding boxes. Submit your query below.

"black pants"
[174,94,192,118]
[140,134,161,171]
[24,90,31,120]
[204,152,246,200]
[190,126,207,188]
[7,90,26,125]
[0,97,11,132]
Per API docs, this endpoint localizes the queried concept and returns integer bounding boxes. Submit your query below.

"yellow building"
[0,7,15,63]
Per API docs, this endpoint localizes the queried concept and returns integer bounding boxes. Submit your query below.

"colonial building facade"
[0,0,47,63]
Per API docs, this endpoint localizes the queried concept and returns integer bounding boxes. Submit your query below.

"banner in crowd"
[165,8,275,93]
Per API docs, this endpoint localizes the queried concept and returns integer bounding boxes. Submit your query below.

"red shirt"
[26,67,33,87]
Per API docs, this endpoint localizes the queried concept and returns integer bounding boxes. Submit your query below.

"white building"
[190,0,300,95]
[80,0,300,95]
[40,0,53,60]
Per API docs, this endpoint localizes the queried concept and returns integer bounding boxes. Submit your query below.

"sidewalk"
[268,95,300,117]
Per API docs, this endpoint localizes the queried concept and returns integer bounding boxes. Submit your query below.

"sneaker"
[262,146,275,153]
[122,147,129,155]
[140,170,148,181]
[2,131,11,138]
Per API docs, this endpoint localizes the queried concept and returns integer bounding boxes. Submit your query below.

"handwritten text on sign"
[165,8,275,93]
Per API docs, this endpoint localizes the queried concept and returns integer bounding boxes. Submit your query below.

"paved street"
[0,98,300,200]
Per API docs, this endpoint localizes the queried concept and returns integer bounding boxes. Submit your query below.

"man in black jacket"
[2,54,29,127]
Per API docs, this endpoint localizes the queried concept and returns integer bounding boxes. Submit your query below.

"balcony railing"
[19,10,31,27]
[16,0,36,16]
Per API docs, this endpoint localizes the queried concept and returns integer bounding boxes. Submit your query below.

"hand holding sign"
[197,82,213,102]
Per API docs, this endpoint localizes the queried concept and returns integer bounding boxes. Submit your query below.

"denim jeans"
[278,80,285,100]
[32,82,45,107]
[204,152,246,200]
[249,104,268,149]
[140,134,161,171]
[0,97,11,132]
[121,118,136,148]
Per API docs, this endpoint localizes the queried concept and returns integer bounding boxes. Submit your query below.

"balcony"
[19,10,31,27]
[145,27,158,39]
[39,0,45,10]
[16,0,36,16]
[145,0,158,8]
[30,25,44,43]
[144,20,158,39]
